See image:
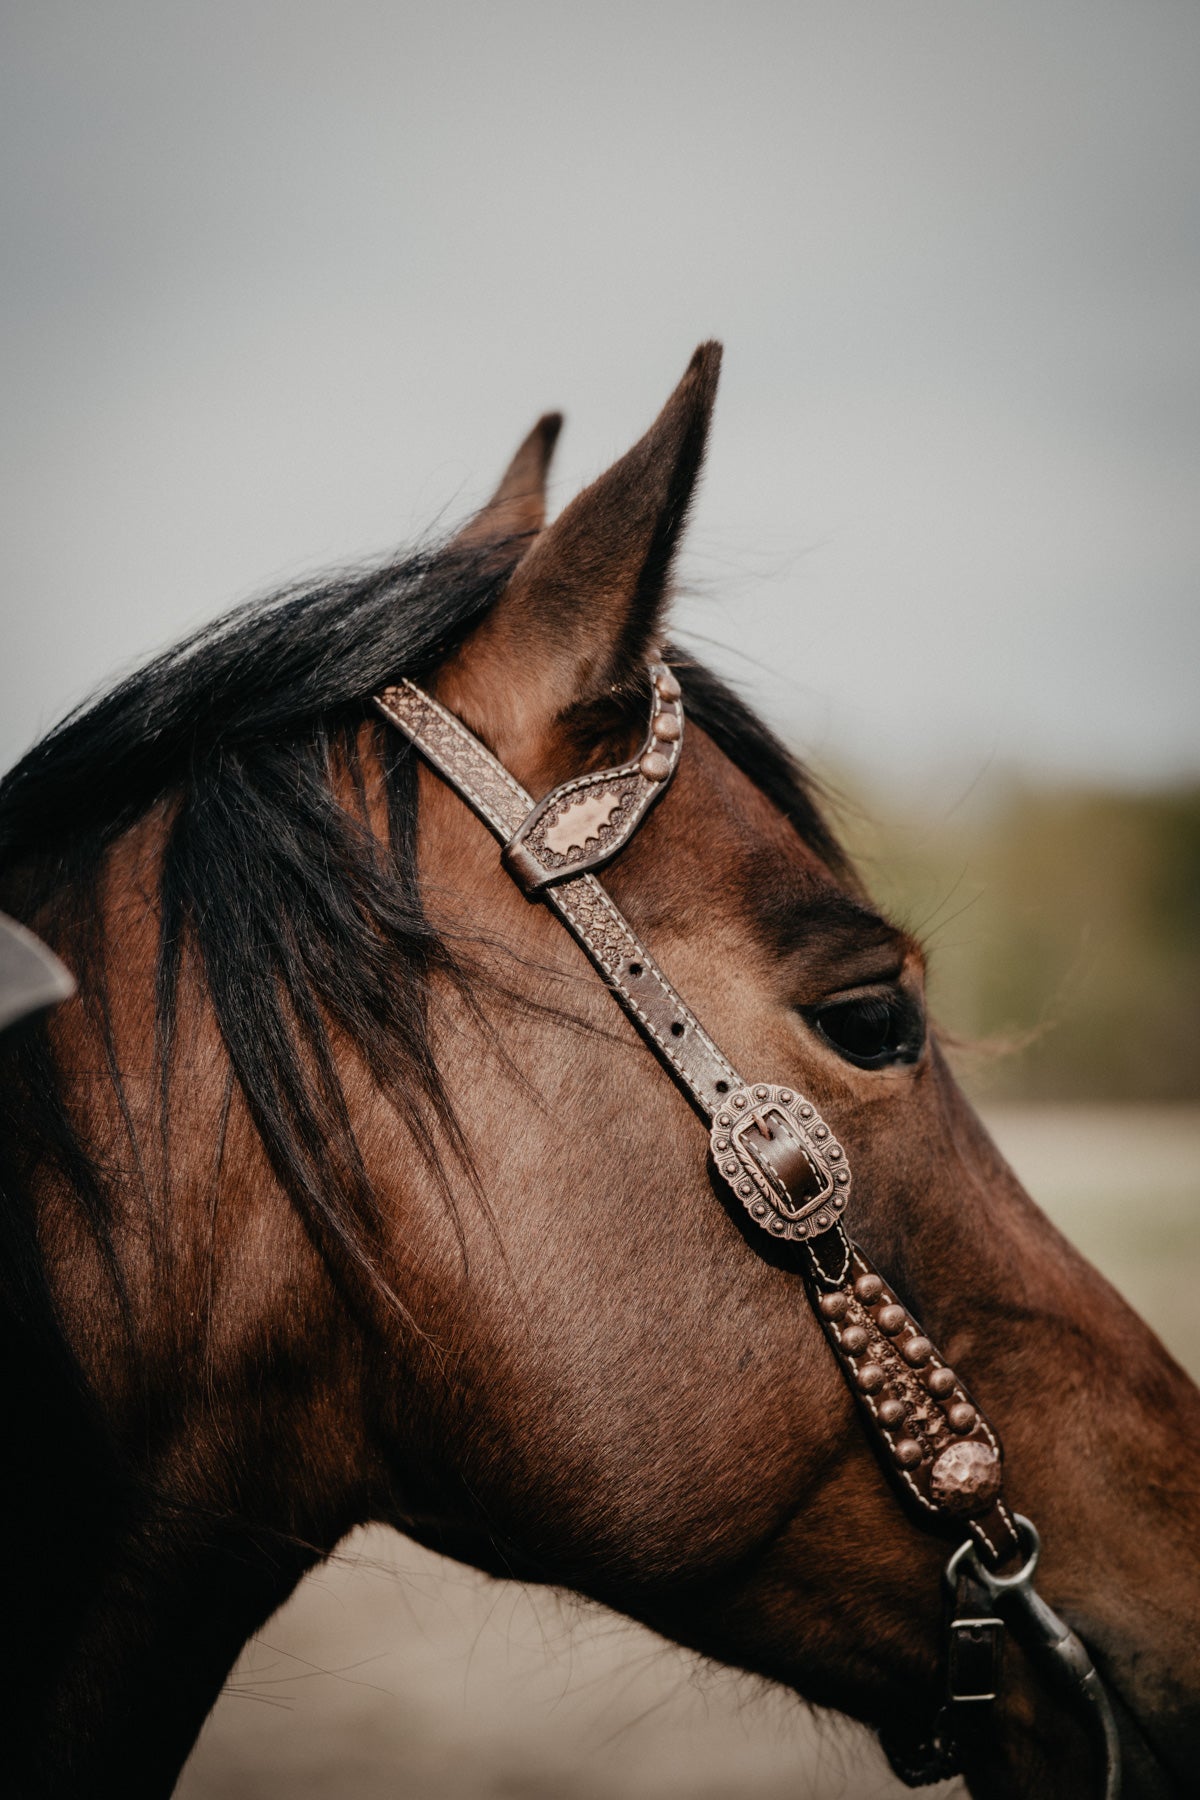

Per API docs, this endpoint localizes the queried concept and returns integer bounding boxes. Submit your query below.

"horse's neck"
[11,918,380,1795]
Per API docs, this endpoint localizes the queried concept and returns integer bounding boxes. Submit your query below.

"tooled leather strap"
[377,666,739,1119]
[374,664,1021,1570]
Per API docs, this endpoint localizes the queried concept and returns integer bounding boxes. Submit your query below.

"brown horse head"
[1,347,1196,1798]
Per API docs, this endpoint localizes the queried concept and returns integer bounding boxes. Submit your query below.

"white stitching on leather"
[378,681,735,1111]
[848,1250,935,1513]
[552,874,738,1106]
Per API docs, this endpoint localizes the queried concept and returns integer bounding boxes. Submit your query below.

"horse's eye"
[808,992,924,1070]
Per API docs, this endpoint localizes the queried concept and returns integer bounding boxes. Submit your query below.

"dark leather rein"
[376,660,1121,1796]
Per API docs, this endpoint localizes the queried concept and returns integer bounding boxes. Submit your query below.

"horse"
[1,344,1196,1799]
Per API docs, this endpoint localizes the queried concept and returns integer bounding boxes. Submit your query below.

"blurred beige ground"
[178,1105,1199,1800]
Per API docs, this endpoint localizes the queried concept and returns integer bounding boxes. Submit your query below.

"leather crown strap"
[375,662,1022,1572]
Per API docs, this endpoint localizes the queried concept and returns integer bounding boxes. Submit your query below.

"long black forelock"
[0,534,848,1336]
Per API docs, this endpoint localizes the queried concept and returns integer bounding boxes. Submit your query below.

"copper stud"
[723,1161,738,1175]
[751,1202,767,1219]
[927,1366,956,1398]
[930,1441,1001,1513]
[834,1193,846,1207]
[894,1438,923,1468]
[754,1085,769,1099]
[639,751,671,782]
[653,712,680,741]
[816,1212,831,1228]
[738,1181,753,1197]
[828,1146,842,1160]
[818,1292,848,1320]
[814,1124,828,1139]
[857,1362,885,1393]
[878,1397,905,1427]
[769,1216,785,1234]
[854,1273,884,1304]
[835,1170,850,1185]
[655,669,681,701]
[948,1403,977,1434]
[902,1335,934,1366]
[800,1103,813,1118]
[780,1090,793,1103]
[840,1324,869,1355]
[877,1304,906,1336]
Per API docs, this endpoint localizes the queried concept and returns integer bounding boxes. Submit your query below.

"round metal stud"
[653,712,680,742]
[816,1212,831,1228]
[715,1137,729,1152]
[814,1124,829,1139]
[751,1202,767,1219]
[733,1094,747,1109]
[930,1441,1002,1514]
[894,1438,923,1468]
[818,1292,848,1320]
[639,751,671,782]
[927,1366,956,1398]
[828,1145,842,1161]
[769,1216,786,1234]
[877,1304,906,1336]
[833,1193,846,1207]
[723,1161,738,1175]
[718,1114,731,1128]
[800,1103,813,1118]
[655,668,682,700]
[835,1170,850,1185]
[948,1403,977,1434]
[854,1273,884,1304]
[738,1181,753,1197]
[754,1086,768,1100]
[856,1363,885,1393]
[840,1324,869,1355]
[902,1335,934,1366]
[780,1090,793,1103]
[878,1397,905,1427]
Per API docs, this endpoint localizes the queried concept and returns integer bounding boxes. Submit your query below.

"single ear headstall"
[375,661,1120,1797]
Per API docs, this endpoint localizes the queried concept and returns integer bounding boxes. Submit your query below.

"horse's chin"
[957,1621,1196,1800]
[1099,1653,1199,1799]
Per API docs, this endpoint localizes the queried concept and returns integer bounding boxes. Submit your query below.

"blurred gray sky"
[3,2,1198,797]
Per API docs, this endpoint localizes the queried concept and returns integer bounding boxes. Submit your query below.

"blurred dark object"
[0,910,74,1034]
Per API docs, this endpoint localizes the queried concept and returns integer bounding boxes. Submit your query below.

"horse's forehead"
[629,724,851,927]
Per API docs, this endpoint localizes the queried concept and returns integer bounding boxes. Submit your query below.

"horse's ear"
[442,342,721,761]
[452,412,563,550]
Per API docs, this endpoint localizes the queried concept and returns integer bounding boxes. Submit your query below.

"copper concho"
[709,1083,851,1240]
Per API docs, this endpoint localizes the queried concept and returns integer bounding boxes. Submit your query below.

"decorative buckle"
[709,1083,851,1239]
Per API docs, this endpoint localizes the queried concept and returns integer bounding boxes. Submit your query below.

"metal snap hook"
[945,1515,1122,1800]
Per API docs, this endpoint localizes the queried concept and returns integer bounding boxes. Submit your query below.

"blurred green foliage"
[835,781,1200,1101]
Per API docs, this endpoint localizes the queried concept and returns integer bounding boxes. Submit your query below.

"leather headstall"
[376,659,1122,1797]
[376,661,1020,1569]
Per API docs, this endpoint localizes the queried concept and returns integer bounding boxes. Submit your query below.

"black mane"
[0,536,846,1326]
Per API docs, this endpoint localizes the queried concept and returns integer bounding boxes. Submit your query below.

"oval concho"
[709,1083,852,1240]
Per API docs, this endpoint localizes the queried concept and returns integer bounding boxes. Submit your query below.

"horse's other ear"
[452,412,563,551]
[442,342,721,761]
